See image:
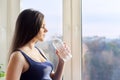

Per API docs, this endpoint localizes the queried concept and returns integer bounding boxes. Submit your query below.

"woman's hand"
[55,43,72,62]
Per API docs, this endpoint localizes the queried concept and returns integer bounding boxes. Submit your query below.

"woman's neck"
[22,38,38,50]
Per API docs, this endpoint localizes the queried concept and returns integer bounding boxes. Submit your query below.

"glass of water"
[52,38,72,62]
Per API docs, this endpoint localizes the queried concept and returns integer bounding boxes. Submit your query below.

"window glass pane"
[82,0,120,80]
[20,0,62,69]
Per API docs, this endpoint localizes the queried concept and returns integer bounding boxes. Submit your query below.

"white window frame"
[63,0,81,80]
[5,0,82,80]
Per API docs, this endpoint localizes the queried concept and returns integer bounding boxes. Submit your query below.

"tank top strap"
[35,47,48,60]
[16,49,32,66]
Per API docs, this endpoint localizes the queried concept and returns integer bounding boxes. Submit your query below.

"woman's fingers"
[55,43,72,61]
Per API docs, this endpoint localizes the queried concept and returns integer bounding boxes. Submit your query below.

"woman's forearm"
[52,59,65,80]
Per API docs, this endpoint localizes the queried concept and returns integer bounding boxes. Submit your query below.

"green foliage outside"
[0,64,5,78]
[82,37,120,80]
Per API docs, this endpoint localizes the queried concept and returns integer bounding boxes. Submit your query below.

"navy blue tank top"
[18,48,53,80]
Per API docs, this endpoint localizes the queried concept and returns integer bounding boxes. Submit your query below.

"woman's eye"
[41,24,46,29]
[41,25,44,28]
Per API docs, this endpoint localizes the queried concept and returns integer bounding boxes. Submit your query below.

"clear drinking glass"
[52,38,72,62]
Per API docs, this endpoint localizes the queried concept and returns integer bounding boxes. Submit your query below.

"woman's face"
[36,19,48,41]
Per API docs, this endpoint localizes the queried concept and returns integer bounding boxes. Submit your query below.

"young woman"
[6,9,70,80]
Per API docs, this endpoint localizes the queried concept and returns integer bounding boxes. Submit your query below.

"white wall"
[0,0,8,70]
[0,0,20,71]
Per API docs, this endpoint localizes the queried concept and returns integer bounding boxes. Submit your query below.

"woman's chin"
[39,38,44,42]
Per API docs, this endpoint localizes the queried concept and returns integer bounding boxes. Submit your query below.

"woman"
[6,9,69,80]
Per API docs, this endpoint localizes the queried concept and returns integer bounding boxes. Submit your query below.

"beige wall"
[0,0,20,70]
[0,0,7,67]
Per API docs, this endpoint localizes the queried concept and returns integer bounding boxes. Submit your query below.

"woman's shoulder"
[9,51,25,63]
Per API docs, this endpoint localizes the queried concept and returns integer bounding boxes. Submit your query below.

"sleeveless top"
[18,48,53,80]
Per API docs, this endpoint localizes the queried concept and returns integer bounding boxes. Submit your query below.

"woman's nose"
[45,28,48,32]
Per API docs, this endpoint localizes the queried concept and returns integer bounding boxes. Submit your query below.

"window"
[82,0,120,80]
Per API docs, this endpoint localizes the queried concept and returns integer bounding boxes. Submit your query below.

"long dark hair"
[10,9,44,54]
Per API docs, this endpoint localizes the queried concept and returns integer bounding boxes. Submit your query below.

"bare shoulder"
[9,51,25,63]
[6,51,25,80]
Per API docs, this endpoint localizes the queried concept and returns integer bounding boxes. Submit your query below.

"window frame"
[63,0,81,80]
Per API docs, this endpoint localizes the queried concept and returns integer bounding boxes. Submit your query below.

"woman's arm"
[51,51,65,80]
[51,43,71,80]
[6,52,24,80]
[52,59,65,80]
